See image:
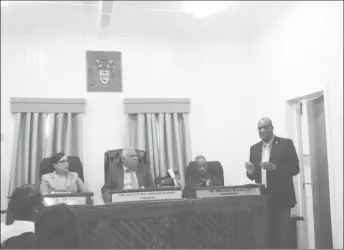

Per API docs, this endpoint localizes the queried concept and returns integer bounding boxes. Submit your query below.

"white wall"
[1,2,342,247]
[251,1,343,248]
[1,31,260,209]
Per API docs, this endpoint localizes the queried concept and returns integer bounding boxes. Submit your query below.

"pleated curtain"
[125,113,192,186]
[8,112,83,196]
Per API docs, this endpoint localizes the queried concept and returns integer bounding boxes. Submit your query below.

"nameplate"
[196,187,260,199]
[111,190,182,203]
[44,196,87,206]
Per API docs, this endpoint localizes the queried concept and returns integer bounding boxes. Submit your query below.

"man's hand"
[260,162,276,171]
[245,161,255,175]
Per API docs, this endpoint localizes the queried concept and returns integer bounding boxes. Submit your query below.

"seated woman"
[40,153,89,194]
[1,184,44,245]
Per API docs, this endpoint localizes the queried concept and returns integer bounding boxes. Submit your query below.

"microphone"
[168,169,179,187]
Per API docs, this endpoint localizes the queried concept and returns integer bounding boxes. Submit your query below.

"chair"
[104,149,148,182]
[39,156,85,182]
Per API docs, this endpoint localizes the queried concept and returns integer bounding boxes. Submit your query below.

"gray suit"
[101,163,155,194]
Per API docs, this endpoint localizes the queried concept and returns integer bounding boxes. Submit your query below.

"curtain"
[44,113,83,160]
[125,113,192,187]
[8,112,83,196]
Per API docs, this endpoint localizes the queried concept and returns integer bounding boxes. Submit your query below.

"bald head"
[258,117,273,126]
[195,155,207,173]
[122,148,136,157]
[122,148,138,169]
[257,117,274,142]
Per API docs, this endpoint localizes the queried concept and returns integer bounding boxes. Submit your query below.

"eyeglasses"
[125,155,137,159]
[58,160,69,165]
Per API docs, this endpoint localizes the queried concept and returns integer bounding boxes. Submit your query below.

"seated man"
[101,148,155,196]
[183,155,224,198]
[40,153,89,194]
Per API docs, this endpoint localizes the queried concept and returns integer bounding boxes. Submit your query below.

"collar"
[123,164,137,172]
[52,171,68,178]
[263,135,275,147]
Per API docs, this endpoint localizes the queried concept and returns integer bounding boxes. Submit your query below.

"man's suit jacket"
[101,163,155,194]
[183,161,224,198]
[247,136,300,209]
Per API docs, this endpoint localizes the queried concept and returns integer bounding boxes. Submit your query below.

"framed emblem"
[86,51,122,92]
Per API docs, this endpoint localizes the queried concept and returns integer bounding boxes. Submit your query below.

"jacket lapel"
[135,165,144,187]
[254,142,263,183]
[269,136,279,162]
[257,141,263,163]
[115,164,124,189]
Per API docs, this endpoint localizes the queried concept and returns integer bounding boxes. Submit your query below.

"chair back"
[104,149,148,182]
[39,156,85,182]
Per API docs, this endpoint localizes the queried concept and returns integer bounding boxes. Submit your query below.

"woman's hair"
[8,184,44,221]
[35,203,78,249]
[50,152,66,165]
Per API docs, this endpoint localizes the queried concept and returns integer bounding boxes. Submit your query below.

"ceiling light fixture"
[181,1,232,19]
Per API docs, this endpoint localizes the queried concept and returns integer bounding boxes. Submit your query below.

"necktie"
[125,169,139,189]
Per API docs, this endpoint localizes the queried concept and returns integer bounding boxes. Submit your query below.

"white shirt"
[1,220,35,243]
[261,136,275,185]
[123,165,139,190]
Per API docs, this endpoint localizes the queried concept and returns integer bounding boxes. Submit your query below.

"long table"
[72,195,269,249]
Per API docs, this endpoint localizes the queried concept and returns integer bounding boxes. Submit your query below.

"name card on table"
[43,192,94,206]
[111,189,183,203]
[44,196,87,206]
[196,185,262,199]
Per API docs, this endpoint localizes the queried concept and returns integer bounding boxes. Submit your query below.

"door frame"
[285,88,334,248]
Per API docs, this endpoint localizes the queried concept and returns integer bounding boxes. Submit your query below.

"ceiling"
[1,1,297,39]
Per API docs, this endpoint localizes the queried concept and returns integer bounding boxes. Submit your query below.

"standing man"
[245,117,300,249]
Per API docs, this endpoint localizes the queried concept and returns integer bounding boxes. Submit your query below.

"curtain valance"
[124,98,190,114]
[10,98,87,113]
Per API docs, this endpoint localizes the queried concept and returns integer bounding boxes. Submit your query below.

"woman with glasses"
[40,152,89,194]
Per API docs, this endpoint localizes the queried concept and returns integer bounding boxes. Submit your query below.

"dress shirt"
[261,135,275,185]
[123,165,139,190]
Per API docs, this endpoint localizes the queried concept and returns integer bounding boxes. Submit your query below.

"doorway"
[286,91,333,249]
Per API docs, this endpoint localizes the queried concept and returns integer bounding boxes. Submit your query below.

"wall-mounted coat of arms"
[86,51,122,92]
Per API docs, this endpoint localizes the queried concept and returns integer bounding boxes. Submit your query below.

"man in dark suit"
[246,117,300,249]
[183,155,224,198]
[101,148,155,196]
